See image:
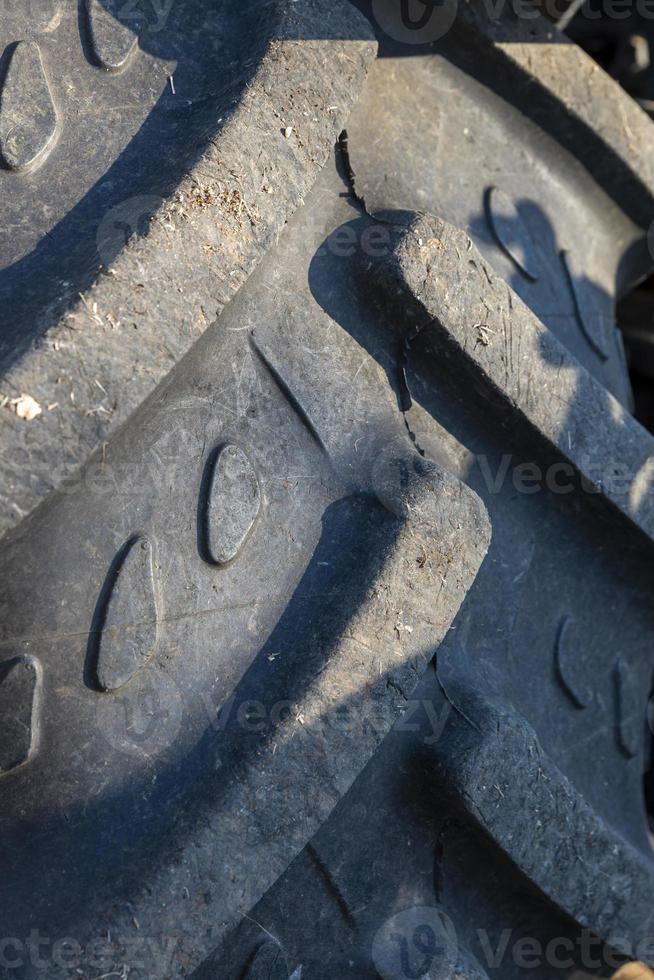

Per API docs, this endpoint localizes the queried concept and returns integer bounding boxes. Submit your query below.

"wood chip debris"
[9,394,42,421]
[395,614,414,637]
[612,965,654,980]
[78,292,103,326]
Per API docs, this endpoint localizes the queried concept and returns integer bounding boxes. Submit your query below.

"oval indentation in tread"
[4,1,62,36]
[561,249,610,361]
[0,655,41,775]
[85,0,140,72]
[0,41,57,172]
[91,536,158,692]
[244,942,292,979]
[554,615,592,709]
[613,656,640,758]
[486,186,539,281]
[201,444,261,566]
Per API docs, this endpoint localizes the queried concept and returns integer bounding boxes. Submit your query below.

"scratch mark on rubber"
[387,674,409,700]
[400,326,428,458]
[433,817,462,904]
[249,335,327,453]
[306,843,356,930]
[337,129,368,215]
[436,662,480,734]
[337,130,426,455]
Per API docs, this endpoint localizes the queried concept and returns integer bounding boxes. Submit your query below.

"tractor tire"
[2,3,654,979]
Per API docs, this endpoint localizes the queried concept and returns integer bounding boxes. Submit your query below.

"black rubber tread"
[0,0,376,537]
[191,136,654,975]
[368,211,654,543]
[189,7,654,978]
[343,19,642,409]
[454,0,654,227]
[192,170,654,977]
[3,2,654,980]
[0,150,491,976]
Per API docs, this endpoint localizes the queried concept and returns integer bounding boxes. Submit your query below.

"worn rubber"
[2,2,654,979]
[0,0,375,534]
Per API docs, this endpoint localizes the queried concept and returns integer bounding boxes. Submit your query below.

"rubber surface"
[0,0,375,534]
[3,2,654,979]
